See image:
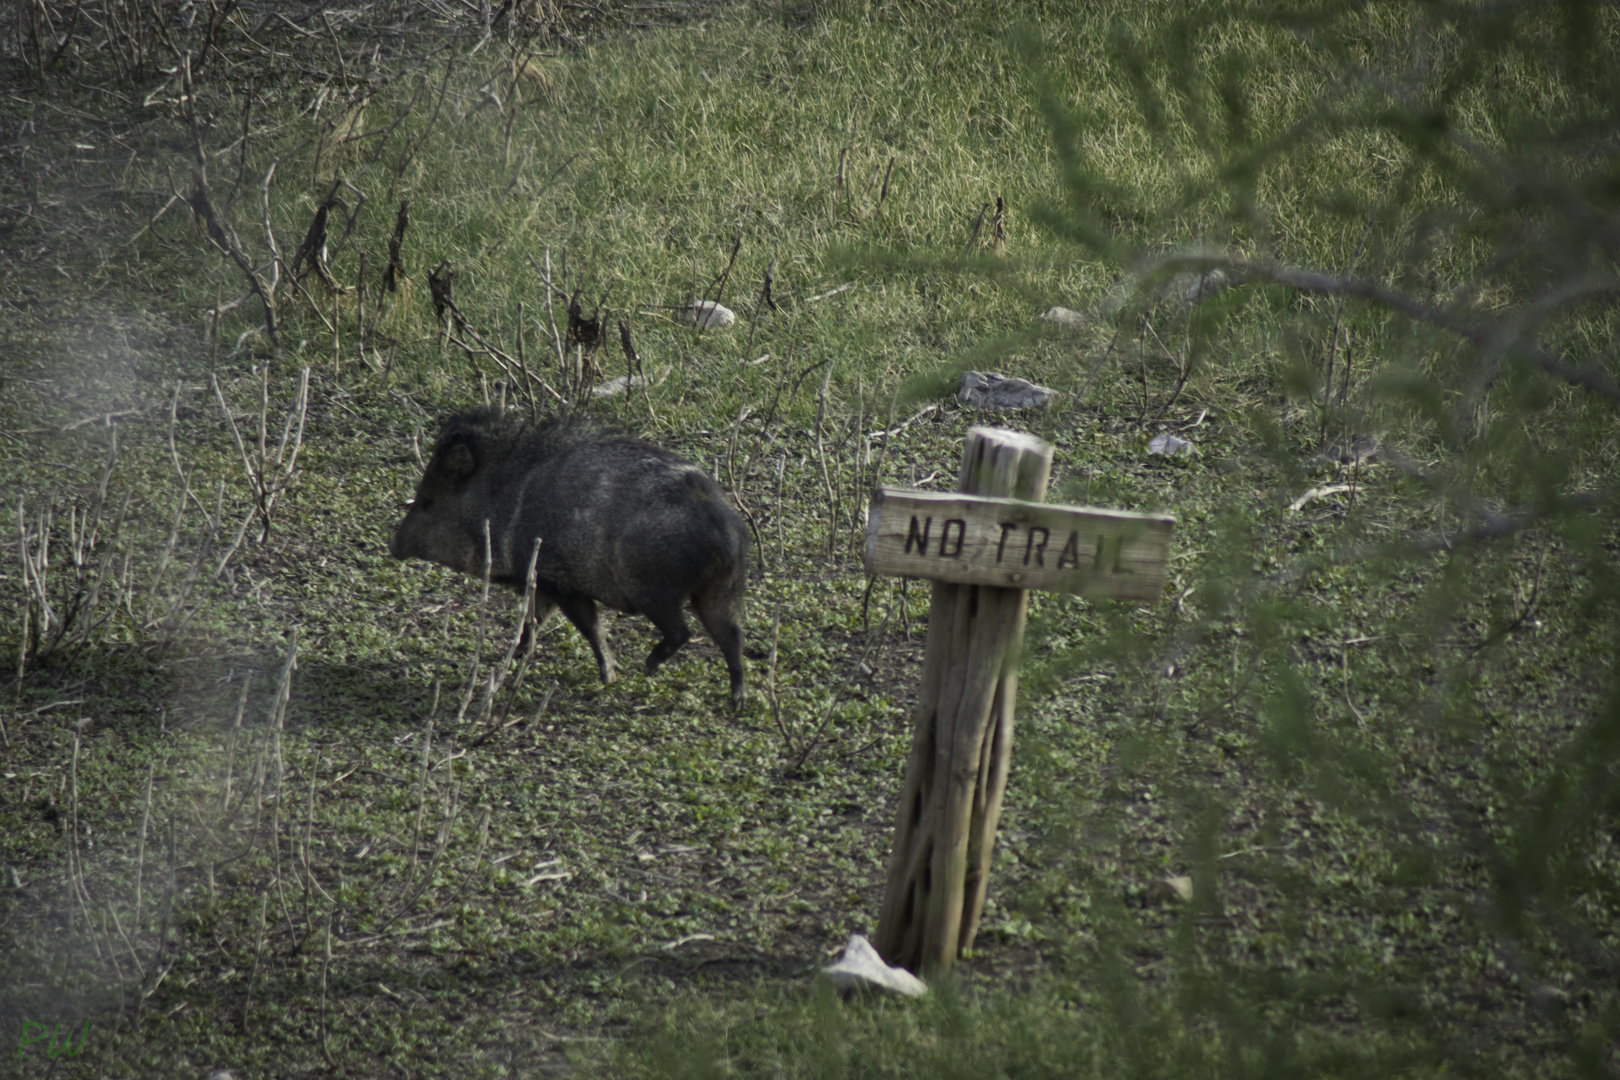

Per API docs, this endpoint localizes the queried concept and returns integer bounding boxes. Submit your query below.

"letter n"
[905,516,932,555]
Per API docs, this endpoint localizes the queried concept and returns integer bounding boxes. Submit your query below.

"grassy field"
[2,0,1617,1076]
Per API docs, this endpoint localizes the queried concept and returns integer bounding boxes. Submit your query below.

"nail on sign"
[863,488,1173,602]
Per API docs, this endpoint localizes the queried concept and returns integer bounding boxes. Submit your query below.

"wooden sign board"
[864,488,1174,603]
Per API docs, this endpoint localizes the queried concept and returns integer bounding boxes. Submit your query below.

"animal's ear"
[442,441,477,482]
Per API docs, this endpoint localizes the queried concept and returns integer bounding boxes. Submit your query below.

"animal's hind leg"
[638,598,692,674]
[554,592,616,685]
[693,590,745,706]
[518,596,558,655]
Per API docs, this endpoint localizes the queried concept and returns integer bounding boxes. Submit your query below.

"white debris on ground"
[681,300,735,328]
[1312,433,1380,466]
[958,370,1056,410]
[1147,432,1194,456]
[1039,305,1085,329]
[1289,484,1354,513]
[1164,875,1195,902]
[1164,268,1231,305]
[591,374,646,397]
[821,934,928,998]
[591,365,667,397]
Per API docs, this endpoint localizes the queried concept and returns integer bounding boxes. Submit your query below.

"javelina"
[390,408,747,704]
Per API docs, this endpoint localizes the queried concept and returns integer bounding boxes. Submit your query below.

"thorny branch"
[178,53,281,346]
[1142,253,1620,407]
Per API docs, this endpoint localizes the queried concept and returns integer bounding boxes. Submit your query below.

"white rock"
[1147,433,1194,456]
[591,374,645,397]
[590,366,667,397]
[1165,268,1229,305]
[1039,306,1085,329]
[958,371,1055,410]
[682,301,735,328]
[821,934,928,998]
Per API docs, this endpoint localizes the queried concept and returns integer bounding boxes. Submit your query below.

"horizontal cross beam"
[864,488,1174,603]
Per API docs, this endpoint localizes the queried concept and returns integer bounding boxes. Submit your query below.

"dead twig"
[210,366,311,544]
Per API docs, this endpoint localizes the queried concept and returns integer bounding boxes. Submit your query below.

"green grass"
[2,0,1618,1076]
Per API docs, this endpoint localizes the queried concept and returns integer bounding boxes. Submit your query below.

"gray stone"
[958,371,1055,410]
[1165,268,1230,305]
[591,374,647,397]
[1039,306,1085,330]
[1311,434,1379,466]
[681,301,735,328]
[1147,432,1194,456]
[591,366,667,398]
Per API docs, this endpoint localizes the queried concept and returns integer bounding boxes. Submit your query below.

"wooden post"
[873,427,1051,974]
[867,426,1174,976]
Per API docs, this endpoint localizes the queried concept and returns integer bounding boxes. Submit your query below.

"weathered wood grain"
[875,427,1052,975]
[864,488,1174,603]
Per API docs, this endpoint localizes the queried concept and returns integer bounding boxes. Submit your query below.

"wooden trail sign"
[866,427,1173,976]
[865,489,1174,602]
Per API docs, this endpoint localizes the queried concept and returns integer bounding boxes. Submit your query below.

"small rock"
[1312,434,1379,466]
[591,366,667,398]
[1531,984,1571,1005]
[1039,306,1085,329]
[1147,433,1194,456]
[958,371,1055,410]
[1163,875,1194,902]
[821,934,928,998]
[591,374,645,398]
[1165,268,1230,305]
[682,301,735,328]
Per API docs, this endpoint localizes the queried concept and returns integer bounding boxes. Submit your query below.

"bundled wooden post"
[866,426,1173,975]
[873,428,1051,973]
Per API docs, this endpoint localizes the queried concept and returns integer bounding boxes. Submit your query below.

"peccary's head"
[390,408,522,577]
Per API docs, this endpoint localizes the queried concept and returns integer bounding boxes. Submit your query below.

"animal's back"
[513,436,745,610]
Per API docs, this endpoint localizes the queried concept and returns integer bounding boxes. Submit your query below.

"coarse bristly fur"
[391,407,748,705]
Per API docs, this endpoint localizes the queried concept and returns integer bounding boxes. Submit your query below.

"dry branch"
[178,54,283,347]
[1144,253,1620,407]
[210,366,311,543]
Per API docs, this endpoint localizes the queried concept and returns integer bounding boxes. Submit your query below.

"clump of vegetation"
[0,0,1614,1077]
